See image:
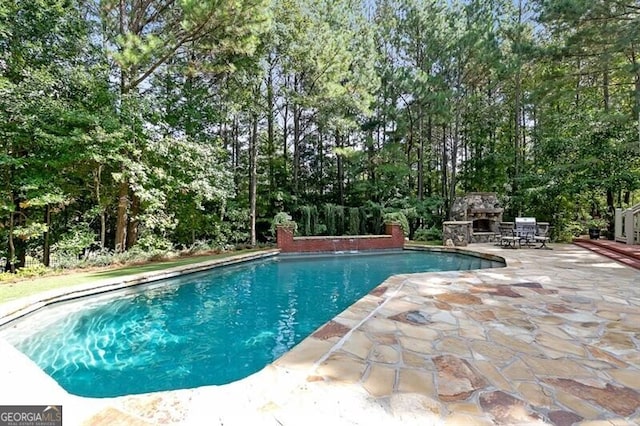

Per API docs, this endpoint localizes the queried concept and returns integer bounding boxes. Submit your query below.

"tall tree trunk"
[43,205,51,267]
[367,130,376,192]
[6,211,15,273]
[318,128,324,196]
[126,194,140,249]
[100,212,106,249]
[636,74,640,149]
[449,106,460,217]
[603,60,610,112]
[417,107,424,201]
[10,196,26,270]
[441,124,449,216]
[115,179,129,252]
[512,0,523,217]
[249,114,258,246]
[222,120,228,151]
[233,115,240,194]
[114,0,129,252]
[632,49,640,148]
[293,75,300,194]
[267,62,275,194]
[426,114,433,197]
[415,20,424,203]
[283,75,289,166]
[405,105,414,192]
[514,67,521,203]
[575,58,581,108]
[336,130,344,205]
[93,164,106,247]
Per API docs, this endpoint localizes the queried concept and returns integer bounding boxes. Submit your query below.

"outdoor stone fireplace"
[451,192,504,243]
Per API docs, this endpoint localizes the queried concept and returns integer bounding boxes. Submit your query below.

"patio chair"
[497,223,518,248]
[515,217,537,248]
[533,223,551,249]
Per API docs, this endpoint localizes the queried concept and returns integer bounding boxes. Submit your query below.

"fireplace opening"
[473,219,492,233]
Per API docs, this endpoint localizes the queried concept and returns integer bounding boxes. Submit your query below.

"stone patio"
[0,244,639,425]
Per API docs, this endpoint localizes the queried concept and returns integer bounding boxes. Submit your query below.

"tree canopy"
[1,0,639,271]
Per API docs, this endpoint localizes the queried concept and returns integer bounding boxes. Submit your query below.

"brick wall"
[277,223,404,253]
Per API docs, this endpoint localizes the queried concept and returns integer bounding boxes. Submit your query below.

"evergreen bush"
[413,226,442,242]
[335,205,345,235]
[324,204,336,235]
[348,207,360,235]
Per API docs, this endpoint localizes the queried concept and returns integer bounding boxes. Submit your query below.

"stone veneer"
[452,192,504,243]
[276,223,404,253]
[442,221,472,246]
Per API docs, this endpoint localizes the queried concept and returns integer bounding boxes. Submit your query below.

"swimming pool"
[0,250,503,398]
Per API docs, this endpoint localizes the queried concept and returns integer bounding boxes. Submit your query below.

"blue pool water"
[1,250,502,398]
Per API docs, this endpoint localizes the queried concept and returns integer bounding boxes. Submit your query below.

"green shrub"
[368,202,383,234]
[298,205,318,236]
[359,207,368,234]
[383,211,409,237]
[348,207,360,235]
[17,264,50,278]
[53,223,96,257]
[270,212,297,236]
[555,220,583,242]
[136,234,173,253]
[324,204,337,235]
[413,226,442,242]
[0,264,50,281]
[188,240,215,253]
[335,205,345,235]
[78,249,117,267]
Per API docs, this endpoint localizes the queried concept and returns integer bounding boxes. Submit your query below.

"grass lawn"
[407,240,443,247]
[0,249,261,305]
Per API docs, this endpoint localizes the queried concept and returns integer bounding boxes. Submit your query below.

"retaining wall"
[277,223,404,253]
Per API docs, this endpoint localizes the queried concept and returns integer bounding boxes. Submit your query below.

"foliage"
[383,211,409,237]
[1,0,640,269]
[413,226,443,242]
[270,212,297,236]
[12,223,48,241]
[0,264,49,282]
[298,205,318,236]
[136,234,173,253]
[348,207,360,235]
[324,204,337,236]
[53,223,96,257]
[555,221,585,243]
[366,202,384,235]
[335,205,345,235]
[586,217,608,230]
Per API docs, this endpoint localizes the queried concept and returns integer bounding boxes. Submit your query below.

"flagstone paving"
[1,244,639,425]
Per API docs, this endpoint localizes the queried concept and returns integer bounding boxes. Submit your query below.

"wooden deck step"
[573,238,640,270]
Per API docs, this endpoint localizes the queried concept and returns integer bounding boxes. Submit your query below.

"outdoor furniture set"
[496,217,551,249]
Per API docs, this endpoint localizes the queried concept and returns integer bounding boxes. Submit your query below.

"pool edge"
[0,249,281,327]
[0,246,509,407]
